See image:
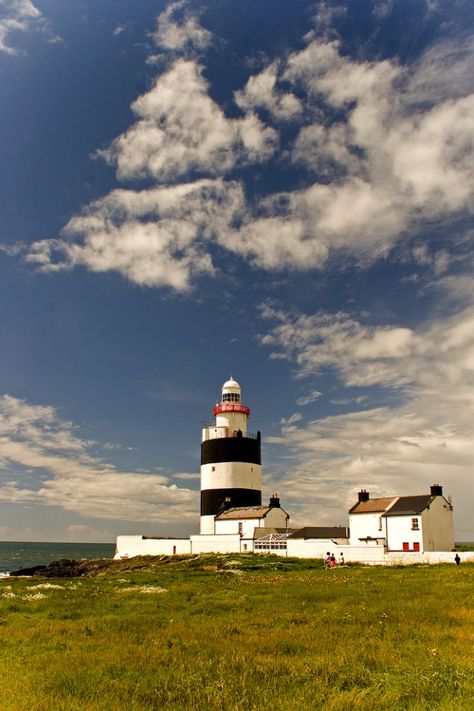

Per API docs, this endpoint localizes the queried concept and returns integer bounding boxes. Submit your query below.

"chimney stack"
[269,494,280,508]
[430,484,443,497]
[358,489,370,503]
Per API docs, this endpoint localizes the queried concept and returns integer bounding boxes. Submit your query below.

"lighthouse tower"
[200,377,262,534]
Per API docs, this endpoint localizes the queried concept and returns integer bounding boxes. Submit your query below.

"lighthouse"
[200,377,262,534]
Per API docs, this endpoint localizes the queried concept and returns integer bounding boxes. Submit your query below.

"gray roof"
[254,527,290,539]
[288,526,350,540]
[383,495,435,516]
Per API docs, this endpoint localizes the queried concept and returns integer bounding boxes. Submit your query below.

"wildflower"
[23,592,47,601]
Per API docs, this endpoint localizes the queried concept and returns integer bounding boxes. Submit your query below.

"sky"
[1,0,474,543]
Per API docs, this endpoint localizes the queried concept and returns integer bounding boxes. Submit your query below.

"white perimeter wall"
[115,534,250,557]
[385,551,474,565]
[115,536,191,558]
[115,535,471,564]
[189,533,249,553]
[286,540,386,563]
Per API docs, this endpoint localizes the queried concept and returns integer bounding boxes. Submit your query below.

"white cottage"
[214,500,289,536]
[349,485,454,553]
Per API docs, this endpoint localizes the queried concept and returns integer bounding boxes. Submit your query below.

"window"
[222,393,241,402]
[413,542,420,552]
[378,516,382,531]
[238,522,243,535]
[211,466,215,472]
[402,542,409,551]
[411,518,419,530]
[254,533,288,550]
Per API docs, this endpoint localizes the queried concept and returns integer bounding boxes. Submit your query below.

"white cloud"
[27,179,244,291]
[19,27,474,289]
[0,395,198,522]
[291,123,359,177]
[66,524,114,542]
[372,0,395,20]
[311,0,347,40]
[296,389,322,406]
[235,61,302,121]
[130,35,474,281]
[0,524,38,541]
[171,472,200,480]
[224,215,329,270]
[406,37,474,105]
[100,59,277,183]
[151,0,212,53]
[260,304,474,534]
[260,303,424,387]
[0,0,57,55]
[234,37,474,271]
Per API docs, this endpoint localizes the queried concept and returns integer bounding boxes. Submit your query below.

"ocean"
[0,541,116,576]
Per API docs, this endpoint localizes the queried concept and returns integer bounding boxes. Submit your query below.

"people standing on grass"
[330,554,337,568]
[339,552,345,565]
[324,552,331,568]
[454,553,461,566]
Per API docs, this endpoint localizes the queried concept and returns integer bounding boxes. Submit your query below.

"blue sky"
[1,0,474,542]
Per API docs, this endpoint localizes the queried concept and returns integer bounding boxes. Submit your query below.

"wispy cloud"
[0,0,58,55]
[296,389,322,407]
[259,302,424,387]
[260,303,474,533]
[0,395,198,522]
[27,179,244,291]
[150,0,212,55]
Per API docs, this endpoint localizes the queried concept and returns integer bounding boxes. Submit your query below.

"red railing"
[213,403,251,416]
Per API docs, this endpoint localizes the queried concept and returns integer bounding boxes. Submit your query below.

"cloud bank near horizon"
[0,395,198,524]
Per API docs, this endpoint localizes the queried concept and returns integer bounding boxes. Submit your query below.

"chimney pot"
[358,489,370,503]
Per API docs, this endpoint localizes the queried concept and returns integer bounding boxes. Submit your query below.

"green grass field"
[1,555,473,710]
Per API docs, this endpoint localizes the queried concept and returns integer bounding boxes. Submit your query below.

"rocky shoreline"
[10,557,116,578]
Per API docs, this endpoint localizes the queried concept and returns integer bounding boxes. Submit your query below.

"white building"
[115,378,461,564]
[349,485,454,552]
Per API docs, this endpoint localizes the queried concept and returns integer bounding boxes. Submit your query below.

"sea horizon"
[0,540,116,575]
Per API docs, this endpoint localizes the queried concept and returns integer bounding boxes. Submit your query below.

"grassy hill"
[1,554,473,710]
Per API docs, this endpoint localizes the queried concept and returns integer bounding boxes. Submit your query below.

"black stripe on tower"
[201,435,261,465]
[200,488,262,516]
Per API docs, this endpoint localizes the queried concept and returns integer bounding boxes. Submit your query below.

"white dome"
[222,377,240,391]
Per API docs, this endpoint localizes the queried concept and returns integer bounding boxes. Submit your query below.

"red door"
[413,542,420,552]
[402,542,409,551]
